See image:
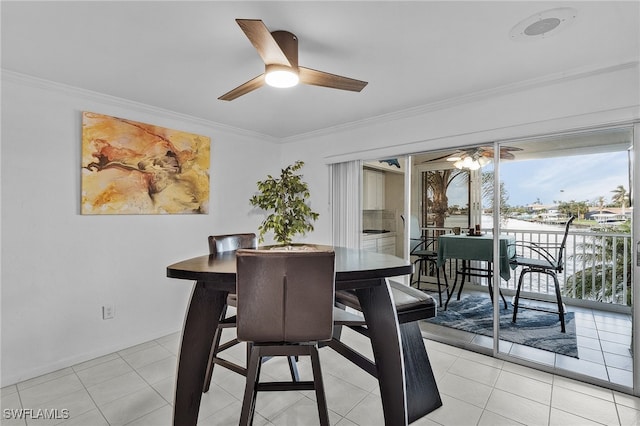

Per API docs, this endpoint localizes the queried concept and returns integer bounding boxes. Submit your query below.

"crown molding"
[283,60,639,144]
[1,69,280,144]
[4,60,637,146]
[323,105,639,165]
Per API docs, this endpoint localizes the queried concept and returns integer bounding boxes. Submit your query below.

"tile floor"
[419,290,634,390]
[3,325,640,425]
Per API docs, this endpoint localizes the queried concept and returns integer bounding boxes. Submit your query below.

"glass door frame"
[490,125,636,395]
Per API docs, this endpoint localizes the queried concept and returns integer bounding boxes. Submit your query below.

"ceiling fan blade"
[218,74,265,101]
[236,19,292,67]
[499,151,517,160]
[299,67,368,92]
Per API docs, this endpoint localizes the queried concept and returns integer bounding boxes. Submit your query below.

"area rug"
[426,295,579,358]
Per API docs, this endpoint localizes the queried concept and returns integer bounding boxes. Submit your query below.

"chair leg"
[287,356,300,382]
[203,305,228,393]
[240,346,262,426]
[512,270,527,324]
[443,265,457,311]
[552,273,566,333]
[309,345,330,426]
[431,262,448,308]
[413,258,447,308]
[409,260,416,288]
[456,260,467,301]
[413,259,425,290]
[434,262,443,307]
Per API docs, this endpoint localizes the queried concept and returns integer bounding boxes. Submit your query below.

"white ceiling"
[2,1,638,140]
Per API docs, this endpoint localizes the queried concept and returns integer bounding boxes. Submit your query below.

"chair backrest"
[556,216,576,269]
[401,215,423,252]
[208,233,257,255]
[235,249,336,344]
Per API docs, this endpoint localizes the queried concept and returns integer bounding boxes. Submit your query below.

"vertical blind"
[330,160,362,248]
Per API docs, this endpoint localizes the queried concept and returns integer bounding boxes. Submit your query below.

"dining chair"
[202,233,258,393]
[402,215,448,307]
[510,216,575,333]
[236,248,336,426]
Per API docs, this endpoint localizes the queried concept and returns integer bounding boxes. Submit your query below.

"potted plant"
[250,160,319,246]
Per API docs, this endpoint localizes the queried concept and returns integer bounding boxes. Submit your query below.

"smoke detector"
[510,7,578,41]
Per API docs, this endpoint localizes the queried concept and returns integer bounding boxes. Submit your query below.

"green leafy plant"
[250,161,319,245]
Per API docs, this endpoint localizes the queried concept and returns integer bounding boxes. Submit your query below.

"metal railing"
[420,226,633,309]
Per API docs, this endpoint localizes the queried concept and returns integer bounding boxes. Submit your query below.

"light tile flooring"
[3,326,640,425]
[419,290,634,390]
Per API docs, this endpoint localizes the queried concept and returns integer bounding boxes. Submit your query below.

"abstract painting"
[81,112,210,214]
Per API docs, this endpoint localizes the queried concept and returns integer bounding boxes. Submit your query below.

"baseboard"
[2,327,182,387]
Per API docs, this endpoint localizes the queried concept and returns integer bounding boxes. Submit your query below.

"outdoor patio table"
[167,245,441,426]
[437,233,516,309]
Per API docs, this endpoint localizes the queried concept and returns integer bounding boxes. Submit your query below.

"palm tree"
[481,171,509,210]
[563,221,631,305]
[611,185,628,208]
[423,169,465,227]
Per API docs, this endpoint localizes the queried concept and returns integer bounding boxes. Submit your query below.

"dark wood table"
[167,245,440,425]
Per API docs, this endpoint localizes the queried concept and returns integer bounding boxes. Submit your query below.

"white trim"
[291,60,639,145]
[1,327,181,387]
[323,109,640,165]
[633,122,640,396]
[1,69,280,143]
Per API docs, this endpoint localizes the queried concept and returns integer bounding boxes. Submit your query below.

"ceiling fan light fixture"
[265,64,299,88]
[453,151,491,170]
[477,156,491,167]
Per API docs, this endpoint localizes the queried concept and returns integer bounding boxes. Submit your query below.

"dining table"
[436,233,516,310]
[167,245,442,426]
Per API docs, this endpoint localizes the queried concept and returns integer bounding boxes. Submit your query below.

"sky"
[499,151,630,207]
[445,150,630,208]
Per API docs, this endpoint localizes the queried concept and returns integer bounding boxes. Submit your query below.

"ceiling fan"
[423,146,523,170]
[218,19,368,101]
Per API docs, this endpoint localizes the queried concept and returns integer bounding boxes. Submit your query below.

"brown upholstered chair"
[202,234,258,393]
[208,233,258,255]
[204,234,300,393]
[236,248,336,426]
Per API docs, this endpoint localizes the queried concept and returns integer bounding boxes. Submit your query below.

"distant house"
[586,207,632,223]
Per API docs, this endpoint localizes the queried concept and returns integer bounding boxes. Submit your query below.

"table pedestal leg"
[355,279,407,426]
[400,321,442,422]
[173,282,227,426]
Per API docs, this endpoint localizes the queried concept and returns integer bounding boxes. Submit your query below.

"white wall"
[1,74,279,386]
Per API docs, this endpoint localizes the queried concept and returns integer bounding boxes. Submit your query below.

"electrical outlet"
[102,304,115,320]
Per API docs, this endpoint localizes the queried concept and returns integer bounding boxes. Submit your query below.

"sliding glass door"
[338,125,636,393]
[494,127,634,390]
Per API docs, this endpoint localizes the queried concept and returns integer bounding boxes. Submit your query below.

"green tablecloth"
[437,233,516,281]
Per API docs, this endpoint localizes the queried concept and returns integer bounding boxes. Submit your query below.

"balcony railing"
[421,226,633,310]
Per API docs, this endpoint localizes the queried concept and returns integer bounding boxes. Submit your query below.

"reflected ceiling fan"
[424,146,523,170]
[218,19,368,101]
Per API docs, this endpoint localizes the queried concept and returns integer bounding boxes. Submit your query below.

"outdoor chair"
[403,215,448,307]
[235,249,336,426]
[509,216,575,333]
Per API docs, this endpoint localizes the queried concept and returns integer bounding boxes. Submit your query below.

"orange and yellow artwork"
[81,112,210,214]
